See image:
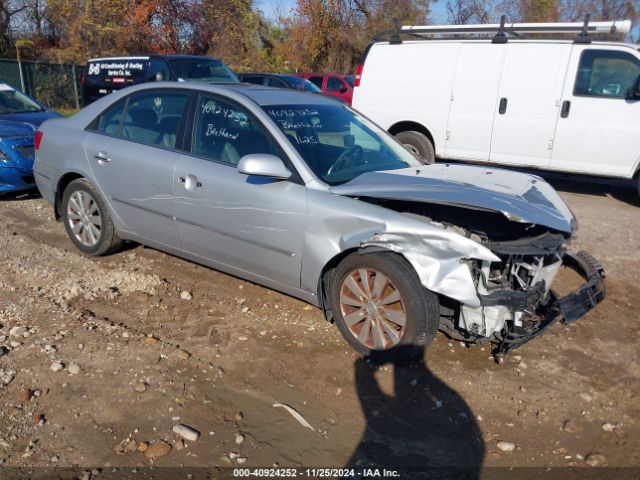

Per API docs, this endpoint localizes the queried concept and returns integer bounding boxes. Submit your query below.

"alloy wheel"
[339,268,406,350]
[67,190,102,247]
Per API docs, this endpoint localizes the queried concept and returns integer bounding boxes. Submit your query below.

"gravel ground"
[0,174,639,477]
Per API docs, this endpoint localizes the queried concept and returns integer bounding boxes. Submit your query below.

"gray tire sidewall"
[61,179,115,256]
[394,130,435,165]
[330,252,440,361]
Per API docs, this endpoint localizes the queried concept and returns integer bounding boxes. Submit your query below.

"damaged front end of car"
[458,235,604,359]
[331,165,606,358]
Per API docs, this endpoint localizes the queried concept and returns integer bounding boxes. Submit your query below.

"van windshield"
[168,58,239,83]
[264,104,420,185]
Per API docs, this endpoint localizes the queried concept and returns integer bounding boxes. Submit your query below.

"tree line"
[2,0,638,74]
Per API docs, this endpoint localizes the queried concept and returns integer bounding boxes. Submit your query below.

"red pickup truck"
[294,73,354,105]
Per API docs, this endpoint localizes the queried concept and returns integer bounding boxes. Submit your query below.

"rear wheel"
[61,178,123,256]
[330,252,440,361]
[394,130,435,165]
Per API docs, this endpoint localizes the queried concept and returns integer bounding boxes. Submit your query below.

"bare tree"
[446,0,495,24]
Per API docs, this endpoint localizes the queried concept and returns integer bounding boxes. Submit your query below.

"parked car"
[352,19,640,195]
[237,73,324,94]
[0,83,61,193]
[34,82,604,360]
[81,54,238,105]
[295,73,354,104]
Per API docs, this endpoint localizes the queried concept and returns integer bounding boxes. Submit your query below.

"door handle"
[179,174,202,191]
[498,97,508,115]
[94,151,111,164]
[561,100,571,118]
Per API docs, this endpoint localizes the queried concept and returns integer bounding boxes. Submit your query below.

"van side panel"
[489,43,572,168]
[352,42,460,156]
[444,43,506,161]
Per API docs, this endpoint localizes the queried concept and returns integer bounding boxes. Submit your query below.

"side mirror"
[339,85,349,93]
[237,154,291,180]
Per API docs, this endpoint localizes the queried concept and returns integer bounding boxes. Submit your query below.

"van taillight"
[354,64,364,87]
[34,131,43,151]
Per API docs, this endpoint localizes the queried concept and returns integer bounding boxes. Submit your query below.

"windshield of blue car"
[168,59,239,83]
[264,104,421,185]
[0,87,43,114]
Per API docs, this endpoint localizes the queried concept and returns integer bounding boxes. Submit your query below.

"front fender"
[301,190,499,308]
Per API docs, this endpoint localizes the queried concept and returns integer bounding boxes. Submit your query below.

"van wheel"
[61,178,123,256]
[330,252,440,361]
[394,131,435,165]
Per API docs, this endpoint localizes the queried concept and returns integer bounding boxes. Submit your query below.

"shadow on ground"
[348,346,484,479]
[0,188,41,201]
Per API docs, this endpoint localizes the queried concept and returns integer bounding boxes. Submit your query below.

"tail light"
[34,131,43,151]
[354,64,364,87]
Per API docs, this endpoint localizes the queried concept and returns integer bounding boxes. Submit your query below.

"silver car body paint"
[34,82,580,331]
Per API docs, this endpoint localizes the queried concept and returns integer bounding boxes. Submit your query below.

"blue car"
[0,83,61,193]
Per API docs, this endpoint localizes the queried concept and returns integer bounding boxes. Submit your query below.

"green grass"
[54,107,79,117]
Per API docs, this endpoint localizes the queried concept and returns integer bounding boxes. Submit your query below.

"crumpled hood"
[329,164,576,234]
[0,119,36,139]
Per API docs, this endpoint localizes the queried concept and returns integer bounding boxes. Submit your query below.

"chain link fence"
[0,58,83,110]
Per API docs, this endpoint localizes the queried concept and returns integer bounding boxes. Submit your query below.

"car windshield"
[345,75,355,87]
[0,86,43,114]
[264,104,421,185]
[167,59,239,83]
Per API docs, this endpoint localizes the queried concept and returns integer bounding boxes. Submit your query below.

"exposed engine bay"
[360,198,606,358]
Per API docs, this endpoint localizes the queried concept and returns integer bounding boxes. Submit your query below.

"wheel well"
[388,121,435,149]
[317,248,360,323]
[54,173,83,220]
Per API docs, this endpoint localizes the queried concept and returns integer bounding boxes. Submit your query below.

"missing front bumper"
[493,250,605,358]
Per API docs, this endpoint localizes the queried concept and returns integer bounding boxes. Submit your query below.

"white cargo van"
[352,19,640,192]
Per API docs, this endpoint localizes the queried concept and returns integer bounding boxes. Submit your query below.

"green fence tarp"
[0,59,82,109]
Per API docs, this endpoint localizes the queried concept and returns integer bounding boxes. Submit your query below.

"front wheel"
[394,131,435,165]
[61,178,123,256]
[330,252,440,361]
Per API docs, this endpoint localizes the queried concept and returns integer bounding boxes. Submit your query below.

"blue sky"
[256,0,449,24]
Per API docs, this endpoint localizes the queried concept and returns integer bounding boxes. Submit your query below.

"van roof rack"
[376,15,631,45]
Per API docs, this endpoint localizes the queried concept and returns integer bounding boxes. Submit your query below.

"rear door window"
[267,77,287,88]
[92,98,127,136]
[240,75,265,85]
[121,91,189,149]
[308,76,324,89]
[191,94,280,165]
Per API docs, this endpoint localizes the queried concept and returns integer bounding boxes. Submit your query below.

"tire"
[394,130,435,165]
[330,252,440,361]
[61,178,123,256]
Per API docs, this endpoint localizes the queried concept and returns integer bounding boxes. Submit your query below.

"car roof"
[88,54,223,62]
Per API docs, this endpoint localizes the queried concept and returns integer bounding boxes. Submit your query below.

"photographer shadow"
[347,346,484,479]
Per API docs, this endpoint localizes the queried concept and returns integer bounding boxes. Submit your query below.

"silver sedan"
[34,82,604,360]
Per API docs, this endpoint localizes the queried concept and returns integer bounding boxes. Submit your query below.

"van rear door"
[82,58,148,104]
[550,46,640,177]
[444,42,506,161]
[489,43,571,168]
